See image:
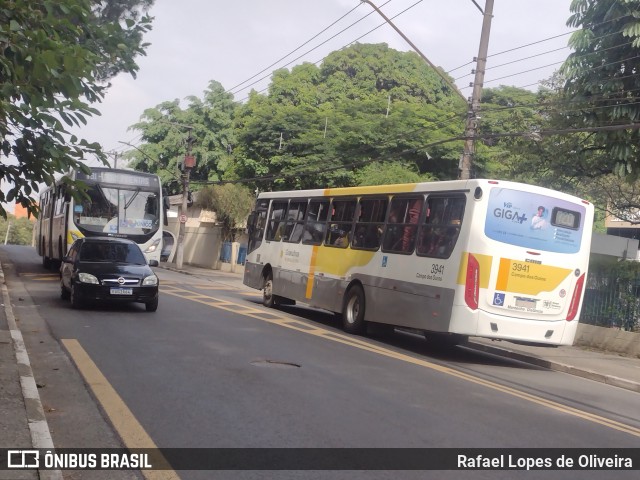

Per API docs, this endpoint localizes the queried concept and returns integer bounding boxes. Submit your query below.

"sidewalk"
[158,262,640,394]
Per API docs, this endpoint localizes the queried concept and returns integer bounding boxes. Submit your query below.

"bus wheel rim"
[347,296,358,324]
[264,279,272,301]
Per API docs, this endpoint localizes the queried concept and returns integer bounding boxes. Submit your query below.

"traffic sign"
[179,214,187,223]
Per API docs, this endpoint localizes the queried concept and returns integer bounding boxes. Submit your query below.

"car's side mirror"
[149,260,159,267]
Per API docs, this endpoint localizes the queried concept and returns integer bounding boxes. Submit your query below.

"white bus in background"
[36,167,168,268]
[243,179,595,347]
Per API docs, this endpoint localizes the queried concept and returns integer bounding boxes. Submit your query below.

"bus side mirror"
[163,194,170,227]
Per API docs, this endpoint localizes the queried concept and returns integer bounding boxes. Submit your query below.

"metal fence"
[581,266,640,332]
[219,242,247,265]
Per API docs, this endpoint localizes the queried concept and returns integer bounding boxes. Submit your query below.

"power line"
[226,1,371,94]
[230,1,407,97]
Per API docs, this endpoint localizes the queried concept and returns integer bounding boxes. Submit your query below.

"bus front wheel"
[263,271,276,308]
[342,285,366,335]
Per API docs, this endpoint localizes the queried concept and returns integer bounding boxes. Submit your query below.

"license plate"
[110,288,133,295]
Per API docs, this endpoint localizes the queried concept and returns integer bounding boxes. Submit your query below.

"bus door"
[481,187,588,320]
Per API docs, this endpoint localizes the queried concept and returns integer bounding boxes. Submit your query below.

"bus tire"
[342,284,366,335]
[262,271,276,308]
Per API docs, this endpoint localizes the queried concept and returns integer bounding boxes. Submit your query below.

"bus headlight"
[142,275,158,286]
[145,239,161,253]
[78,273,99,284]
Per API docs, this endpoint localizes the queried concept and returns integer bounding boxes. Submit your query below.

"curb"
[0,262,63,480]
[465,340,640,394]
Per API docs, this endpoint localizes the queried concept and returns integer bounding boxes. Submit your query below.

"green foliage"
[561,0,640,178]
[354,162,434,186]
[0,215,35,245]
[195,184,255,241]
[127,81,238,195]
[230,43,466,191]
[0,0,154,218]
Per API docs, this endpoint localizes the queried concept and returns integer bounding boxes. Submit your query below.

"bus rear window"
[484,188,586,254]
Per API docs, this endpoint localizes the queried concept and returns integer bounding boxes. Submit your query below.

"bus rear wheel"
[342,285,366,335]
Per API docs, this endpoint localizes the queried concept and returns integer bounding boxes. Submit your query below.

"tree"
[195,184,255,242]
[0,0,154,218]
[230,43,466,191]
[561,0,640,178]
[0,215,35,245]
[127,81,238,195]
[354,162,434,186]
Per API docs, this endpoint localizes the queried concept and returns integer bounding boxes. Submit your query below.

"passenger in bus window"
[333,229,349,247]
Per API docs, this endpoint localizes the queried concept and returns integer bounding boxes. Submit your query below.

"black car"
[60,237,160,311]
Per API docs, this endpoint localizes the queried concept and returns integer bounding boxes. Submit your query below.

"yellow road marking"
[18,273,58,281]
[62,339,180,480]
[160,285,640,439]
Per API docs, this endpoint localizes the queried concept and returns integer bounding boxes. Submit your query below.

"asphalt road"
[2,245,639,480]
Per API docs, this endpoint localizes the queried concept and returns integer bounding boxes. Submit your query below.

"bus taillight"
[465,253,480,310]
[566,273,586,321]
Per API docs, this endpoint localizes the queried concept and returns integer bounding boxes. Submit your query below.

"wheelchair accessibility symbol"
[493,293,505,306]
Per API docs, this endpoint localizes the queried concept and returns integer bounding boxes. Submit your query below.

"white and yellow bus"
[36,167,168,268]
[243,180,594,346]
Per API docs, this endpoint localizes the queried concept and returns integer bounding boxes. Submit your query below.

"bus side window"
[417,196,465,258]
[265,201,288,242]
[325,199,356,248]
[247,199,269,254]
[352,197,387,250]
[302,199,329,245]
[284,200,308,243]
[381,196,422,254]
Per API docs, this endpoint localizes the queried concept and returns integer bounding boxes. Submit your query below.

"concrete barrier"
[575,323,640,358]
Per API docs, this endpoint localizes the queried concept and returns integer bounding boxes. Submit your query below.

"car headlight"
[78,273,99,284]
[142,275,158,286]
[145,238,161,253]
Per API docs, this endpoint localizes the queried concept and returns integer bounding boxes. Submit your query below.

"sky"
[4,0,576,213]
[80,0,576,161]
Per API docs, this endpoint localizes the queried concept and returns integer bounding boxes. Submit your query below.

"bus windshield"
[74,184,160,237]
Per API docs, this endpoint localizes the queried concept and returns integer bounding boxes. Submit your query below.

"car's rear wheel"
[146,297,159,312]
[70,284,83,309]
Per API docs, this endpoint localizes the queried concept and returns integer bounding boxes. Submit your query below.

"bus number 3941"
[431,264,445,275]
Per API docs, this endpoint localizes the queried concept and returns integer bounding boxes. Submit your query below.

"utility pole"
[105,151,120,169]
[4,222,11,245]
[175,128,196,270]
[459,0,494,180]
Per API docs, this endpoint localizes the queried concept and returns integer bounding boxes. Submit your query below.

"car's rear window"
[80,242,147,264]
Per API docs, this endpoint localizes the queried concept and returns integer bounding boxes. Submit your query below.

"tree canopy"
[0,0,154,218]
